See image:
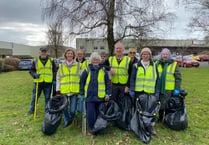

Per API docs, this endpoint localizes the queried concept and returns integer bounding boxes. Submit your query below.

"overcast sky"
[0,0,204,47]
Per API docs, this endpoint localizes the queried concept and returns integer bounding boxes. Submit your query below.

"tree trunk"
[107,0,115,56]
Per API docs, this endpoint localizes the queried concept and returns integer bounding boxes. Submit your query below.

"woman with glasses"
[128,48,138,64]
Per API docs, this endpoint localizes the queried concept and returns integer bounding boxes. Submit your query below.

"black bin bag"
[164,89,188,130]
[115,95,132,130]
[42,95,68,135]
[91,100,121,134]
[130,93,161,144]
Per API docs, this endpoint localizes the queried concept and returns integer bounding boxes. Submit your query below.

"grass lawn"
[0,68,209,145]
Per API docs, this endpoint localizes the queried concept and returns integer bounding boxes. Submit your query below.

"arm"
[126,61,133,88]
[56,68,61,92]
[174,65,182,90]
[130,64,137,91]
[79,70,88,95]
[29,59,37,78]
[104,70,110,95]
[52,59,58,81]
[155,64,160,95]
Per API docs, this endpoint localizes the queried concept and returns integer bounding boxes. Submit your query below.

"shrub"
[4,57,20,69]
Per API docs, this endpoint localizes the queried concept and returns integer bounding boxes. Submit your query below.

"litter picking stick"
[34,81,39,120]
[82,100,86,136]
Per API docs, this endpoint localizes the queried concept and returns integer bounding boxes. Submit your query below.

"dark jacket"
[131,57,139,64]
[130,60,160,96]
[79,64,110,102]
[29,56,57,82]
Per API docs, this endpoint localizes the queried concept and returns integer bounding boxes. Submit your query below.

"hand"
[173,89,180,96]
[105,94,110,101]
[56,91,61,96]
[34,74,40,79]
[155,93,159,97]
[129,91,135,98]
[82,95,86,101]
[110,68,115,75]
[52,81,56,86]
[124,86,130,93]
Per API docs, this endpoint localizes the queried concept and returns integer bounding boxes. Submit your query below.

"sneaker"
[27,111,34,116]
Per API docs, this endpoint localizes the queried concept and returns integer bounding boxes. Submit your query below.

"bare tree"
[47,21,65,58]
[42,0,174,55]
[183,0,209,38]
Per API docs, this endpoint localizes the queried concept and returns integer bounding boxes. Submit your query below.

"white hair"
[89,52,101,63]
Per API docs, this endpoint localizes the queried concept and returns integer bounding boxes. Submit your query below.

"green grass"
[0,68,209,145]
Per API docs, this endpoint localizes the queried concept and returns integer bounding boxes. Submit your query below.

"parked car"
[191,54,200,61]
[18,59,33,70]
[198,54,209,61]
[174,56,199,67]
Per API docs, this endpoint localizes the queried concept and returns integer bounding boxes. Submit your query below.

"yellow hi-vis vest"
[59,62,80,94]
[81,59,89,71]
[135,64,157,93]
[157,61,177,90]
[34,57,53,83]
[109,56,130,84]
[85,68,106,98]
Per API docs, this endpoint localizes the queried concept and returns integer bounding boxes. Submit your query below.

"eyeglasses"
[130,52,136,54]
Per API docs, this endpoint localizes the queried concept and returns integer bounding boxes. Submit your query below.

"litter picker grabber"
[34,81,39,120]
[82,100,86,136]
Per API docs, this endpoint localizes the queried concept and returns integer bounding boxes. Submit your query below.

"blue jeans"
[63,95,78,124]
[29,82,52,112]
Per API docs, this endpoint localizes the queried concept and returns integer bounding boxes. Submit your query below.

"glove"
[105,94,110,102]
[129,91,135,98]
[52,81,56,86]
[173,89,180,96]
[82,95,86,101]
[34,74,40,79]
[56,91,61,96]
[155,93,159,97]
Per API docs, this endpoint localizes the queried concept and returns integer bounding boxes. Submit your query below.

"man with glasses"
[128,48,138,64]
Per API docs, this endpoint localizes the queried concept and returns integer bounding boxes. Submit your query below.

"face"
[115,44,123,57]
[92,58,100,66]
[101,55,106,62]
[76,50,84,60]
[40,50,47,59]
[65,50,74,61]
[141,52,150,62]
[162,50,169,60]
[129,51,136,59]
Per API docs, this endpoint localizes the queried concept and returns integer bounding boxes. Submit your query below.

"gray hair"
[89,52,101,63]
[160,48,172,59]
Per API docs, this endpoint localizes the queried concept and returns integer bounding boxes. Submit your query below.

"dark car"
[18,59,33,70]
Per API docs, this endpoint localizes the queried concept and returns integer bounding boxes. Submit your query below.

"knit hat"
[140,47,152,57]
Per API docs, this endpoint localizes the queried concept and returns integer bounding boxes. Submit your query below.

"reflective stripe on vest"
[135,64,157,93]
[81,59,89,71]
[60,62,80,94]
[109,56,130,84]
[158,61,177,90]
[85,69,106,98]
[34,57,53,83]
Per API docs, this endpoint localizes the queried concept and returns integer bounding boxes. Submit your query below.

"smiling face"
[65,50,74,62]
[76,50,84,61]
[92,58,100,66]
[115,43,124,57]
[141,52,151,62]
[161,50,170,60]
[40,50,47,59]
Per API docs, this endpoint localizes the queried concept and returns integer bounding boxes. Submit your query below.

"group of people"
[27,42,182,136]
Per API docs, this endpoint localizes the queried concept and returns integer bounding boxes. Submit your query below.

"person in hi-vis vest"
[103,42,132,103]
[56,48,81,128]
[27,47,57,115]
[156,48,182,123]
[130,47,160,135]
[79,52,110,135]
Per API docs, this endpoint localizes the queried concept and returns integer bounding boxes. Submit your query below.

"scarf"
[157,59,173,94]
[65,60,74,70]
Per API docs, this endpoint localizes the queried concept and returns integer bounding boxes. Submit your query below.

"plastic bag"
[42,95,68,135]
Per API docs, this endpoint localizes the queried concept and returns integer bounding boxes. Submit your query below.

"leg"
[158,109,164,122]
[69,95,78,121]
[29,83,42,112]
[111,84,119,102]
[43,83,52,112]
[86,102,96,130]
[63,96,70,128]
